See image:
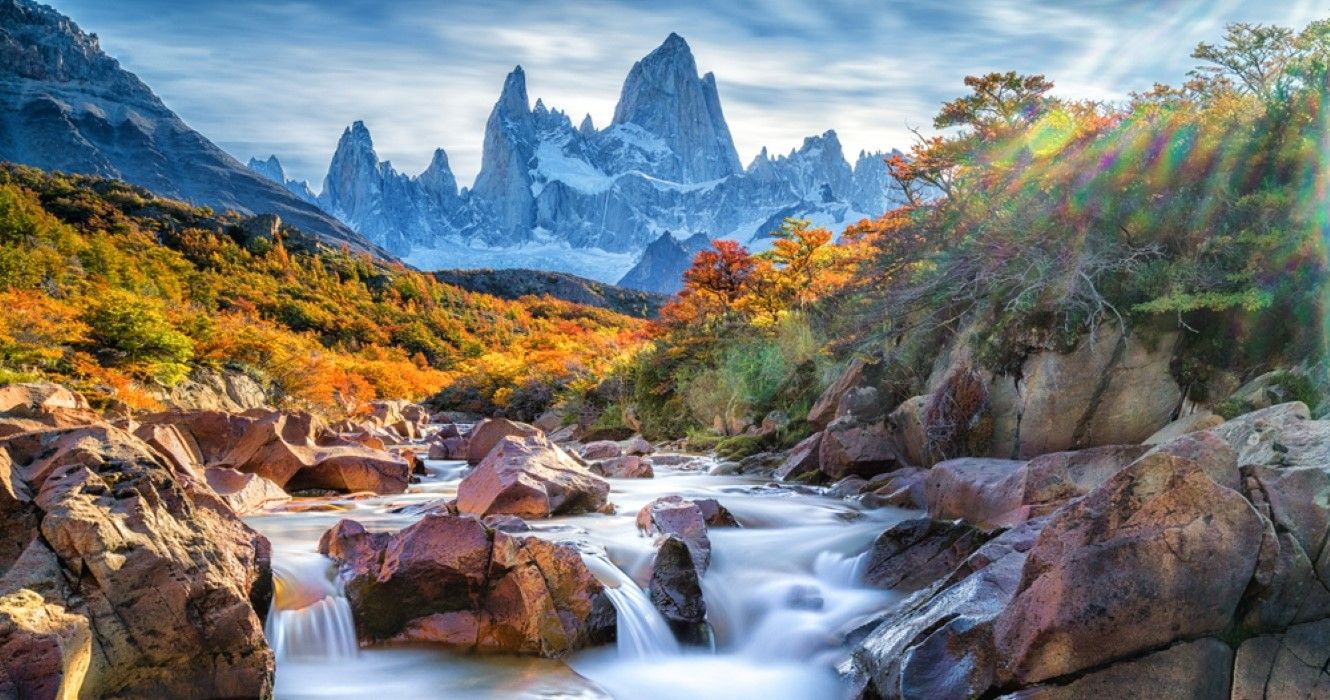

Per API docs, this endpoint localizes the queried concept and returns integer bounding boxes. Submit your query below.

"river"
[245,442,913,699]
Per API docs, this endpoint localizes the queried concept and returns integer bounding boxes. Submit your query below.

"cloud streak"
[51,0,1327,188]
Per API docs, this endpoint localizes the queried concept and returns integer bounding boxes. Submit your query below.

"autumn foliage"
[0,165,644,416]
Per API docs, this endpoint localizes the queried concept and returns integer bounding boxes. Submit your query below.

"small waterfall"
[265,554,358,661]
[812,550,868,587]
[581,552,680,658]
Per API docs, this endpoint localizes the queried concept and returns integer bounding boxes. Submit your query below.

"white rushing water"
[245,445,914,699]
[265,554,358,661]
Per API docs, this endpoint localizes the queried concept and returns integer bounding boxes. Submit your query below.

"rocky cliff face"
[604,32,741,183]
[253,33,902,287]
[0,0,375,254]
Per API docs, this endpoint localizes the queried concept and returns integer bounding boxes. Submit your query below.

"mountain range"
[0,0,377,254]
[0,0,899,292]
[251,33,902,289]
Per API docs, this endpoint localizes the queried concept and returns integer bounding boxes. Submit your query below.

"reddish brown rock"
[0,589,93,700]
[998,638,1233,700]
[597,455,654,478]
[0,383,89,414]
[132,422,205,479]
[864,518,988,591]
[925,446,1151,530]
[692,497,738,528]
[637,495,713,569]
[992,452,1265,685]
[581,440,622,460]
[143,409,412,494]
[808,358,867,429]
[924,458,1026,528]
[775,432,822,481]
[819,418,903,480]
[465,418,542,464]
[321,515,613,656]
[0,425,274,698]
[204,467,290,515]
[428,436,468,460]
[318,519,390,579]
[455,435,608,518]
[860,467,929,509]
[139,409,253,463]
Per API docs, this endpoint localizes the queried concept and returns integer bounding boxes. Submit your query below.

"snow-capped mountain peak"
[249,32,903,287]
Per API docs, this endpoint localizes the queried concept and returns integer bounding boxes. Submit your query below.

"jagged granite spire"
[248,155,317,204]
[418,148,459,203]
[609,33,741,182]
[578,113,596,137]
[470,66,537,244]
[321,121,382,225]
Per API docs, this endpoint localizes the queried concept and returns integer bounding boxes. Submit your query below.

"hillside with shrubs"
[0,165,645,415]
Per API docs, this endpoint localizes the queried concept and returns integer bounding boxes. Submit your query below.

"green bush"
[80,290,193,385]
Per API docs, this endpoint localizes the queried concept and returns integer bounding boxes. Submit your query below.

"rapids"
[246,444,914,699]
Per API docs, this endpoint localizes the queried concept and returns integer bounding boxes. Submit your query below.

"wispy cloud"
[52,0,1327,187]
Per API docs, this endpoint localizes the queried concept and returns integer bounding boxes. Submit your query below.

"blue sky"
[53,0,1328,189]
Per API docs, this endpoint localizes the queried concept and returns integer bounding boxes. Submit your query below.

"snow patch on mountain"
[405,239,639,284]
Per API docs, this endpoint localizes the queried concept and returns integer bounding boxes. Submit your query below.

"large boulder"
[864,518,988,591]
[636,495,731,641]
[204,467,291,515]
[926,446,1153,530]
[849,520,1040,699]
[0,588,93,700]
[1232,618,1330,699]
[997,638,1233,700]
[596,455,654,479]
[1239,463,1330,631]
[774,432,822,481]
[0,383,89,414]
[993,327,1182,458]
[848,416,1300,698]
[808,358,868,429]
[465,418,542,464]
[141,409,412,494]
[902,327,1183,462]
[319,514,614,656]
[924,458,1026,528]
[991,452,1264,685]
[154,368,268,413]
[0,425,274,698]
[455,435,609,518]
[819,418,904,480]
